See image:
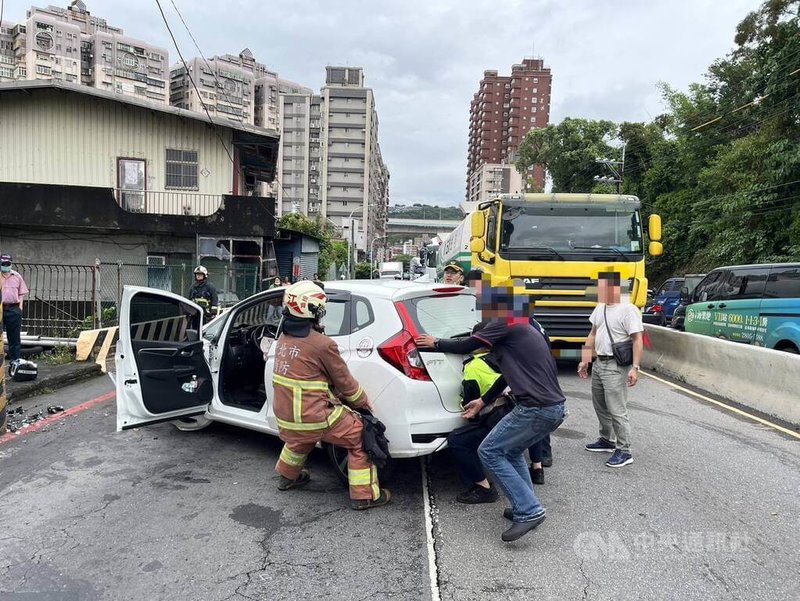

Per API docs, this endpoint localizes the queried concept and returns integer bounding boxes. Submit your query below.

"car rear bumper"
[643,312,666,326]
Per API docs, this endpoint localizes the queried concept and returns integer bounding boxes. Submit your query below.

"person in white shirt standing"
[578,272,643,468]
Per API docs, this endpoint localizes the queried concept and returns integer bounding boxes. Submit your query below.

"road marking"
[0,391,116,446]
[420,457,442,601]
[641,371,800,440]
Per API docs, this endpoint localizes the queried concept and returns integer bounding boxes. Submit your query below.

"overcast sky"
[7,0,761,206]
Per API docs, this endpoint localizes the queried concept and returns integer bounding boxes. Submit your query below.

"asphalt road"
[1,369,798,601]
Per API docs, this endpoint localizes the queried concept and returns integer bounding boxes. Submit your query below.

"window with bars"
[165,149,199,189]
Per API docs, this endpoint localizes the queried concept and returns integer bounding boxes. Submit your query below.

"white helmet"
[283,281,327,319]
[194,265,208,277]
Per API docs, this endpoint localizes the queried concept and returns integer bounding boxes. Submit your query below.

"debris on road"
[47,405,65,414]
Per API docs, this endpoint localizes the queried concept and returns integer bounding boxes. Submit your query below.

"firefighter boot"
[351,488,392,510]
[277,470,311,491]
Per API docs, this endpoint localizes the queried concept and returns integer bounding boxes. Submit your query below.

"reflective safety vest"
[462,353,501,399]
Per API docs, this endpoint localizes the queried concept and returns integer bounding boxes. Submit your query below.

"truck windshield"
[499,203,643,261]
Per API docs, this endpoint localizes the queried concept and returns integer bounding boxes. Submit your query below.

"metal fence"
[113,189,223,216]
[14,261,262,338]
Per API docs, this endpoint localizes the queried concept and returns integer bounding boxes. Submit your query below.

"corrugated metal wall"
[0,89,234,195]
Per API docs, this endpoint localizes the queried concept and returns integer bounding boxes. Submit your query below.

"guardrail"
[642,325,800,426]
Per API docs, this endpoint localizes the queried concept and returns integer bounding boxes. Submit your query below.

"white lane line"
[420,457,442,601]
[641,371,800,440]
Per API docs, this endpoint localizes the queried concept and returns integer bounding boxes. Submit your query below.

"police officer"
[187,266,219,317]
[443,261,465,285]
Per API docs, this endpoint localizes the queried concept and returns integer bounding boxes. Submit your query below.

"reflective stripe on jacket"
[272,329,368,431]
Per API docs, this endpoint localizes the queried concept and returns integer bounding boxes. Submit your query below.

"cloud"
[4,0,761,206]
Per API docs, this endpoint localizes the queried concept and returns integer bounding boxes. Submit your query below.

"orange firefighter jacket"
[272,329,369,431]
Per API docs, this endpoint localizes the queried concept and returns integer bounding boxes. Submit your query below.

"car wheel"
[325,443,395,488]
[173,415,213,431]
[777,343,799,354]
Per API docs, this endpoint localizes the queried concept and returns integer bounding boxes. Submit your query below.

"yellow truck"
[465,193,663,358]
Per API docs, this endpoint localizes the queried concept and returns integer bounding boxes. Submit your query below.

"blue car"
[643,277,686,326]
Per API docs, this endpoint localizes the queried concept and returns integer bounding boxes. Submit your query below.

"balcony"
[115,189,225,217]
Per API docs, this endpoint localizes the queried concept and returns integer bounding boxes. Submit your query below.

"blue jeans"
[2,305,22,362]
[478,403,566,522]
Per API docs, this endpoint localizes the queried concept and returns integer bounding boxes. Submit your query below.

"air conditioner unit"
[147,255,166,266]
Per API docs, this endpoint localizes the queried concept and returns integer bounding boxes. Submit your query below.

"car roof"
[710,262,800,271]
[242,279,471,305]
[327,279,471,300]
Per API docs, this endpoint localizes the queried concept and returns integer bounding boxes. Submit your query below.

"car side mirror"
[680,286,689,301]
[186,329,199,342]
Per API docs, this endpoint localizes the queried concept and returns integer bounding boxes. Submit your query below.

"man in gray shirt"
[578,272,643,468]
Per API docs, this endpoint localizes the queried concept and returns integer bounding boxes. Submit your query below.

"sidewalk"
[6,361,103,403]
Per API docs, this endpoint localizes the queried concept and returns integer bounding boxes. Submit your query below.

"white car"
[115,280,479,480]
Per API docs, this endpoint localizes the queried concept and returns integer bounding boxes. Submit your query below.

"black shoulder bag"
[603,305,634,367]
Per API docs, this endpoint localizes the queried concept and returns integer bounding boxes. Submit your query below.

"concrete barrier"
[642,325,800,426]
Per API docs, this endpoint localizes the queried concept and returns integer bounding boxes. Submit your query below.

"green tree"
[354,262,373,279]
[391,254,413,272]
[516,117,618,192]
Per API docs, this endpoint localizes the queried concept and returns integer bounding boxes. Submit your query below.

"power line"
[153,0,234,165]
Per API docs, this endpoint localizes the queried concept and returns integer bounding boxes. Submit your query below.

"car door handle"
[718,303,727,309]
[179,349,195,357]
[707,304,715,309]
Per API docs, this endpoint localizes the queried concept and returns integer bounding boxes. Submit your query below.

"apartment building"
[320,66,389,254]
[466,57,552,199]
[0,2,169,104]
[465,162,526,208]
[170,48,311,129]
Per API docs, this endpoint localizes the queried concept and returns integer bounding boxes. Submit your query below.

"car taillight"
[378,329,432,381]
[377,301,432,381]
[651,304,663,313]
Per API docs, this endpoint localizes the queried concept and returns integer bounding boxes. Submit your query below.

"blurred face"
[444,268,463,285]
[598,276,622,304]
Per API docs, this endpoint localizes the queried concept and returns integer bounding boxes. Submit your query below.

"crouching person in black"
[447,325,510,504]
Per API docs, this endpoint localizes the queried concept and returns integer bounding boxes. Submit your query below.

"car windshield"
[499,203,643,261]
[402,293,479,339]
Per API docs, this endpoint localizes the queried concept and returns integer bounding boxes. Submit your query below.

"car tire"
[172,415,213,431]
[777,344,799,354]
[325,443,395,488]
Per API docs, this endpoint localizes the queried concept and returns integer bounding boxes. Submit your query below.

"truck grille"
[520,276,598,302]
[534,306,593,339]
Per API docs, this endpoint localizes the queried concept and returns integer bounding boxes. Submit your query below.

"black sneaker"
[456,484,499,505]
[351,488,393,510]
[584,438,616,453]
[541,456,553,468]
[277,470,310,491]
[501,512,547,542]
[529,467,545,485]
[606,450,634,468]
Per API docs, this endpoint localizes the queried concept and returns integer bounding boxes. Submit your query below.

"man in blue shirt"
[417,283,566,542]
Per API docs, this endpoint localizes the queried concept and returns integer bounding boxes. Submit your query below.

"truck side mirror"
[649,241,663,256]
[471,212,486,238]
[648,214,662,242]
[470,238,486,253]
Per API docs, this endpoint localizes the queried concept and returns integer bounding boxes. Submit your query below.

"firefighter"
[187,265,219,318]
[273,280,391,510]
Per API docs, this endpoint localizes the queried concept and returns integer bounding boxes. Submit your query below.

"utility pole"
[593,142,627,193]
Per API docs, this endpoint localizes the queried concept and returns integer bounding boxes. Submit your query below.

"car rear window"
[402,294,479,339]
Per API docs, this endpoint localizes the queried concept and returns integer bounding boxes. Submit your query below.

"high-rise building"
[466,163,526,208]
[466,57,552,200]
[0,2,170,104]
[169,49,310,129]
[275,66,389,259]
[319,66,388,256]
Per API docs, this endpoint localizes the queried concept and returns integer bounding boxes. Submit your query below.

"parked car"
[114,280,479,482]
[668,274,706,331]
[683,263,800,352]
[643,277,686,326]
